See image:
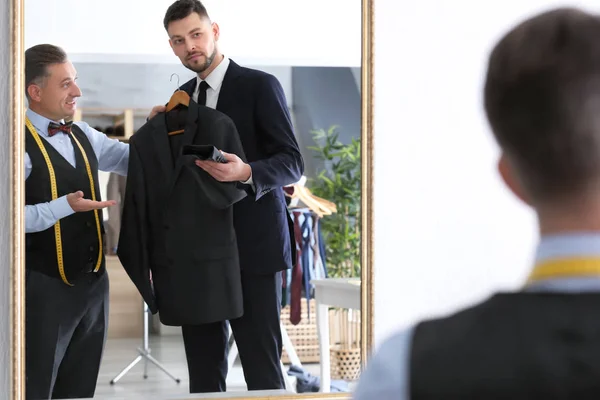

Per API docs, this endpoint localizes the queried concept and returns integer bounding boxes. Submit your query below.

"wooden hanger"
[166,73,189,136]
[285,184,336,217]
[298,186,335,216]
[302,187,337,213]
[166,90,190,113]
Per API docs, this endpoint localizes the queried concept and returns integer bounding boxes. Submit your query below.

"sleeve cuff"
[241,172,253,186]
[50,195,75,220]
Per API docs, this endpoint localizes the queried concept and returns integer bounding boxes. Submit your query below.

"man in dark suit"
[148,0,304,393]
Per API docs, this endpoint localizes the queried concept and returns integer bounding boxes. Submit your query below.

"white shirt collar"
[195,55,230,93]
[25,108,66,137]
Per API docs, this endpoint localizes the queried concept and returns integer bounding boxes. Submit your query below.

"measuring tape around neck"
[526,257,600,286]
[25,117,103,286]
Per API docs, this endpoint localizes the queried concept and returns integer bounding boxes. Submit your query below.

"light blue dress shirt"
[352,233,600,400]
[25,108,129,234]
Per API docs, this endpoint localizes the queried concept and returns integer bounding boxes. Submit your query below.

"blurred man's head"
[484,8,600,229]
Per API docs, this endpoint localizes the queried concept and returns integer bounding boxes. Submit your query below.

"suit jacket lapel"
[149,114,174,178]
[181,100,199,148]
[149,99,199,173]
[216,60,243,113]
[180,78,196,97]
[160,100,199,201]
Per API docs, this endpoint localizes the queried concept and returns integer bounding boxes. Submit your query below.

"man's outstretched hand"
[67,191,116,212]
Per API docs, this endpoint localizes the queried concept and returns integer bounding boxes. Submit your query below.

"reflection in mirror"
[22,0,365,398]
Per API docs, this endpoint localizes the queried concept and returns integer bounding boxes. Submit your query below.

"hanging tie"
[48,121,73,137]
[196,80,210,106]
[290,211,304,325]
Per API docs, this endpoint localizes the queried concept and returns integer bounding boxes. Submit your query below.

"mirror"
[12,0,373,398]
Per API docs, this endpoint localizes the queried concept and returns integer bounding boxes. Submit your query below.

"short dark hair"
[484,8,600,202]
[163,0,210,31]
[25,44,67,98]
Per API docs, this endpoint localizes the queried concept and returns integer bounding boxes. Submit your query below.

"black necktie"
[197,80,210,106]
[48,121,73,137]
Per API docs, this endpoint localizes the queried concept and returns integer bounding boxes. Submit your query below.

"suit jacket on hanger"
[117,100,247,326]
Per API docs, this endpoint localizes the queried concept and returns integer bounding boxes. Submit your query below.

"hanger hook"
[170,73,180,89]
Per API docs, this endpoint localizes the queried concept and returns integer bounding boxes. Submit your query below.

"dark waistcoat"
[25,123,105,285]
[410,292,600,399]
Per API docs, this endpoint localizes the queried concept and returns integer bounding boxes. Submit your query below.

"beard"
[184,47,217,74]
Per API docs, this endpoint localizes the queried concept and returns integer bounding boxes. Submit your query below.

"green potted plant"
[308,125,361,278]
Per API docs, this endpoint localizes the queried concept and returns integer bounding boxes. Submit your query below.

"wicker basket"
[281,299,320,364]
[330,345,362,381]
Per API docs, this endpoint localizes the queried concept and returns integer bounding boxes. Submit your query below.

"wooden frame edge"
[10,0,25,398]
[9,0,375,398]
[360,0,375,370]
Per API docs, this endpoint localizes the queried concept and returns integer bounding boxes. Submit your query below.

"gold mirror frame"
[8,0,374,398]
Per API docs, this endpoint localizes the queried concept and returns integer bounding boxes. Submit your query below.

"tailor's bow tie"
[48,121,73,137]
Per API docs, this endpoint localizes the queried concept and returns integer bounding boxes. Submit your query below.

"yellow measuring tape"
[527,257,600,285]
[25,117,103,286]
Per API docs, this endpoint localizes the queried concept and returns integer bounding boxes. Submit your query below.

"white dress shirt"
[24,108,129,234]
[192,55,230,109]
[192,56,254,188]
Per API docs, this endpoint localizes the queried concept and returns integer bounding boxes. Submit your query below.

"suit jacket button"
[86,222,92,228]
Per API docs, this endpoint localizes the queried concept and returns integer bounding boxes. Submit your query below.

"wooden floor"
[94,334,322,399]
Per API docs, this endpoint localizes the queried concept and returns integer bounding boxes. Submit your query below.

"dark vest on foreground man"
[409,292,600,399]
[25,123,105,285]
[354,235,600,400]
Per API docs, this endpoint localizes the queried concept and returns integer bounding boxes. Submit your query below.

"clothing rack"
[283,207,329,325]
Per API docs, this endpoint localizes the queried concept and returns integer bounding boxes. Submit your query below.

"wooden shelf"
[72,107,151,139]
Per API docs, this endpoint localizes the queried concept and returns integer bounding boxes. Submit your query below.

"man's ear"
[498,152,531,205]
[26,83,42,103]
[212,22,220,41]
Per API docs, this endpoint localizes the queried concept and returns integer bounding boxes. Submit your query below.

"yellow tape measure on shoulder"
[527,257,600,285]
[25,117,103,286]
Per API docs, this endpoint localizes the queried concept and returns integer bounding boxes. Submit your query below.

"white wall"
[373,0,600,345]
[24,0,362,67]
[0,0,11,396]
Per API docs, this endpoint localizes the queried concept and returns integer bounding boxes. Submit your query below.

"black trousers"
[25,269,109,400]
[181,271,284,393]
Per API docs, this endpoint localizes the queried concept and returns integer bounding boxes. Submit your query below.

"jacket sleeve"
[248,73,304,200]
[183,115,248,209]
[116,140,157,313]
[105,173,121,254]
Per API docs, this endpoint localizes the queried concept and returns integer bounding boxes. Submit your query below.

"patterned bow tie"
[48,121,73,137]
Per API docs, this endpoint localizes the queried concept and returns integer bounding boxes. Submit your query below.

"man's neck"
[28,105,62,123]
[198,53,224,80]
[538,199,600,236]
